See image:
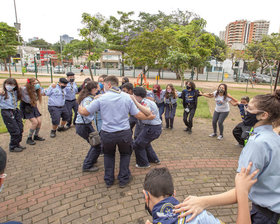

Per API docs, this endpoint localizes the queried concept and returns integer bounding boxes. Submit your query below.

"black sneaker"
[50,130,56,138]
[26,137,36,145]
[57,126,65,132]
[18,145,26,150]
[188,129,192,134]
[151,160,161,165]
[119,176,133,188]
[34,135,45,141]
[10,147,23,152]
[83,166,99,172]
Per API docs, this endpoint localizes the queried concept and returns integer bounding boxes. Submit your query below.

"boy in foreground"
[143,164,258,224]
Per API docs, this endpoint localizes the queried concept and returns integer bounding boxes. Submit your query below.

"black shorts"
[48,105,69,125]
[20,101,41,119]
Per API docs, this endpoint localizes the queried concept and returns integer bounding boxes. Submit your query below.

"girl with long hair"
[175,90,280,224]
[75,81,101,172]
[164,84,178,129]
[201,83,238,140]
[151,84,165,120]
[20,78,45,145]
[0,78,25,152]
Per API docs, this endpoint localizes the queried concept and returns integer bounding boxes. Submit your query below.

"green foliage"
[27,38,51,49]
[0,22,19,61]
[211,35,227,62]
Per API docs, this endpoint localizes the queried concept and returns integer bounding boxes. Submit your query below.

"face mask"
[0,184,4,193]
[145,201,153,216]
[60,85,66,89]
[99,82,104,90]
[218,88,224,93]
[5,85,15,92]
[153,90,157,93]
[167,89,172,93]
[186,86,191,90]
[70,79,75,83]
[34,84,40,90]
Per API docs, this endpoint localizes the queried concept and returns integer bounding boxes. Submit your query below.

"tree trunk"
[88,61,94,80]
[4,60,8,71]
[196,67,199,80]
[180,72,184,87]
[9,57,12,77]
[121,52,124,77]
[260,66,264,74]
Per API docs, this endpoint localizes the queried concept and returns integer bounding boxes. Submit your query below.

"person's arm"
[79,99,100,116]
[200,92,214,98]
[235,162,258,224]
[44,84,56,96]
[78,105,90,116]
[130,95,152,116]
[134,111,156,120]
[174,189,236,222]
[231,101,240,106]
[227,93,239,103]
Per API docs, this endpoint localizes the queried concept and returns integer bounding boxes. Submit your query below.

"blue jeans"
[156,102,165,120]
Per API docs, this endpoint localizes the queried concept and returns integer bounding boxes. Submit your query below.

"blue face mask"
[99,82,104,90]
[34,83,40,90]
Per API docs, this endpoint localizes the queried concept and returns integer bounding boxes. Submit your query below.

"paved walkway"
[0,96,243,224]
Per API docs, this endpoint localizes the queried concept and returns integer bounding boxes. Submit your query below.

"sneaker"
[57,126,67,132]
[83,166,99,172]
[26,137,36,145]
[64,125,70,130]
[184,128,189,132]
[50,130,56,138]
[235,143,244,148]
[18,145,26,150]
[151,160,161,165]
[188,129,192,134]
[119,176,133,188]
[217,135,223,140]
[34,135,45,141]
[135,164,151,169]
[209,133,217,137]
[10,147,23,152]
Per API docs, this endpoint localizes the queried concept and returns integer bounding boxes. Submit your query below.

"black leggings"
[183,106,196,129]
[212,111,229,136]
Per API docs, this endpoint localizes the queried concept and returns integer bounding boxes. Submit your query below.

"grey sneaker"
[217,135,223,140]
[135,164,151,169]
[209,133,217,137]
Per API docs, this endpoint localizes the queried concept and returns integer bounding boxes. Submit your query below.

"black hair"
[98,74,108,82]
[133,87,147,98]
[144,168,174,198]
[0,147,7,174]
[77,81,98,104]
[59,78,68,84]
[104,75,119,86]
[185,81,196,91]
[122,82,133,92]
[122,77,129,83]
[241,96,250,103]
[3,78,21,100]
[66,72,75,76]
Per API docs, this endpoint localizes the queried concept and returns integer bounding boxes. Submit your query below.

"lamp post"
[13,0,24,75]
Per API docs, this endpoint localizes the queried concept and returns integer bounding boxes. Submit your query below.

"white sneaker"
[209,133,217,137]
[217,135,223,140]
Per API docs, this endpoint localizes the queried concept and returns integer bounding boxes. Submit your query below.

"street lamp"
[13,0,24,75]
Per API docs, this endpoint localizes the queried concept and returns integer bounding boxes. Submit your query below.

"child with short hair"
[144,165,258,224]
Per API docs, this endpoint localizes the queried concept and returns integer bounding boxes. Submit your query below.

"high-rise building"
[220,20,270,47]
[28,37,39,43]
[60,34,74,44]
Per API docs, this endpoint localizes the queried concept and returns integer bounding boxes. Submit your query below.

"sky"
[1,0,279,44]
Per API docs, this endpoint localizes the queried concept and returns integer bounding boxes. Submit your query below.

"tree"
[0,22,19,74]
[79,12,109,79]
[106,11,135,76]
[211,35,227,62]
[27,38,51,49]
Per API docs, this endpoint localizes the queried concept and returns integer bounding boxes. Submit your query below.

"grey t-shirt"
[213,90,231,112]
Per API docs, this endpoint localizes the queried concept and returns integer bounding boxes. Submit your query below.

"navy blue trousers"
[75,124,101,169]
[65,100,78,126]
[156,102,165,120]
[165,103,177,119]
[100,129,132,186]
[133,124,161,166]
[251,204,280,224]
[1,109,23,150]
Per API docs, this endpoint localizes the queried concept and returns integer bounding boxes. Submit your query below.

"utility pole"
[13,0,24,75]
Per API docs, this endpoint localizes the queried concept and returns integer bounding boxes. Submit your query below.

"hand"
[235,162,258,195]
[173,196,205,222]
[130,94,136,102]
[147,114,156,120]
[145,220,152,224]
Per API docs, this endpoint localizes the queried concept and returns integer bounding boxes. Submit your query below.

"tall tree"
[0,22,19,74]
[27,38,51,49]
[79,12,109,79]
[106,11,134,76]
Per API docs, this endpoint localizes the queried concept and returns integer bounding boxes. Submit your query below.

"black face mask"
[145,202,153,216]
[246,112,259,126]
[218,89,224,93]
[60,85,66,89]
[186,86,191,90]
[153,90,157,93]
[70,79,75,82]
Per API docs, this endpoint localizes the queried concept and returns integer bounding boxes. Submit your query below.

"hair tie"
[27,79,30,83]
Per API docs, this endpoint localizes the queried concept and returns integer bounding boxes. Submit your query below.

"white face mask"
[5,84,15,92]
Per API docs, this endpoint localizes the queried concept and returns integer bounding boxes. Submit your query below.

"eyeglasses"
[0,173,7,179]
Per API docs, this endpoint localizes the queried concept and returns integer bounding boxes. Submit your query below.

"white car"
[54,66,65,74]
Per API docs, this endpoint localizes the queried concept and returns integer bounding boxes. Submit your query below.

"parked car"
[118,65,131,70]
[236,73,253,82]
[54,65,65,74]
[256,74,271,83]
[26,65,36,72]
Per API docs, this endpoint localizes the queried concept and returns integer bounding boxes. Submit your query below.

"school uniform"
[0,91,23,151]
[181,89,200,131]
[20,86,42,119]
[150,90,165,120]
[94,89,105,132]
[164,94,177,128]
[133,98,162,167]
[85,87,139,187]
[45,84,69,126]
[65,82,78,127]
[75,96,101,170]
[237,125,280,224]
